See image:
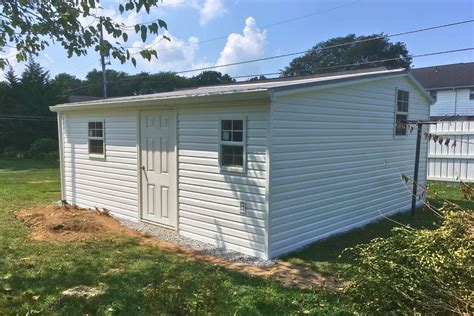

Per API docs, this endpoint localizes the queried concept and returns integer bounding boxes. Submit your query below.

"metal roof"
[51,68,430,112]
[410,62,474,90]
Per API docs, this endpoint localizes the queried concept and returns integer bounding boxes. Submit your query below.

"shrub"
[1,146,24,158]
[29,138,58,155]
[344,207,473,314]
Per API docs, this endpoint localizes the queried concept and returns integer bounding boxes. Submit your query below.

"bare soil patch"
[15,204,342,290]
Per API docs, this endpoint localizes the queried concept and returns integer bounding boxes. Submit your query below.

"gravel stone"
[119,218,275,266]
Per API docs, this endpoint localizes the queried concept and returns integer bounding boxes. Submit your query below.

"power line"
[61,46,474,94]
[0,115,56,122]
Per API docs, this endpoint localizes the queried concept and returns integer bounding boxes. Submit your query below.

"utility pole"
[407,120,437,215]
[411,121,422,215]
[99,17,107,99]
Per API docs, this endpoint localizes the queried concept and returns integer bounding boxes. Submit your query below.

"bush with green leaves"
[29,138,58,154]
[344,207,473,314]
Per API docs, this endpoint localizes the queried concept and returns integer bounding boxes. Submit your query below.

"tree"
[0,60,61,151]
[52,73,82,94]
[0,0,169,69]
[248,75,268,81]
[192,71,235,86]
[281,34,411,77]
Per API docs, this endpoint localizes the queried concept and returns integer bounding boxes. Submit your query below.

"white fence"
[427,120,474,182]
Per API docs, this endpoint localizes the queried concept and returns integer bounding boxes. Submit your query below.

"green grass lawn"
[0,159,350,315]
[1,159,470,315]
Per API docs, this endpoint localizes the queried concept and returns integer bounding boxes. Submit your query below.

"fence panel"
[427,120,474,182]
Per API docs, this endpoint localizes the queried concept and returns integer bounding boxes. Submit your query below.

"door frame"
[137,107,179,231]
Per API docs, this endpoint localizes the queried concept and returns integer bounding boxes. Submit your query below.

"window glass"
[395,90,409,136]
[470,88,474,100]
[220,119,245,169]
[88,121,104,156]
[221,145,243,167]
[89,139,104,155]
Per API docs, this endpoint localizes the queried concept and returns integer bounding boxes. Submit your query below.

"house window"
[430,90,437,101]
[219,118,246,171]
[88,121,105,156]
[470,88,474,100]
[395,90,409,136]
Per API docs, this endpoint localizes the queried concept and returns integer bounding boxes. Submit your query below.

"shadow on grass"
[283,182,474,277]
[0,159,59,171]
[1,236,352,315]
[282,207,442,277]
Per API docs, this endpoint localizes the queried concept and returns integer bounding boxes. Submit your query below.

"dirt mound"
[15,204,342,290]
[15,204,138,242]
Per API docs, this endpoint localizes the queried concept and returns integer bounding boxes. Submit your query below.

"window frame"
[429,90,437,101]
[394,88,410,137]
[88,120,106,159]
[218,116,247,173]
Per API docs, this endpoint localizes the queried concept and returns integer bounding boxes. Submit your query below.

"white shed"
[50,68,433,259]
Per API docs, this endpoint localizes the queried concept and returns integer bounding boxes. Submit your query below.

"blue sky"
[1,0,473,81]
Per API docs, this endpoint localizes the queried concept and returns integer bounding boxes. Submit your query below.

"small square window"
[470,89,474,100]
[430,90,437,101]
[88,121,105,157]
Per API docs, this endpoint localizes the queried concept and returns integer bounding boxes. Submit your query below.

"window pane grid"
[220,119,245,169]
[88,121,104,156]
[395,90,409,136]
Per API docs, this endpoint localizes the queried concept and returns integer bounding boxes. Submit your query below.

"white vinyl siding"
[269,76,430,257]
[428,120,474,182]
[62,110,139,221]
[430,88,474,117]
[177,103,268,258]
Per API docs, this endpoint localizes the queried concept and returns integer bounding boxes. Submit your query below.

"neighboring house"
[69,95,103,103]
[411,62,474,118]
[412,63,474,182]
[50,68,432,259]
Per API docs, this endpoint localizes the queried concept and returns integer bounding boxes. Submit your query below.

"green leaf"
[119,4,124,13]
[158,19,167,30]
[135,24,140,33]
[122,33,128,42]
[140,25,147,42]
[163,35,171,42]
[131,57,137,67]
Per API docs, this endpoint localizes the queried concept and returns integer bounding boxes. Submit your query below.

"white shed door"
[140,110,177,228]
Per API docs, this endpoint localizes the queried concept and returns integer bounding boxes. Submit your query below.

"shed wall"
[62,110,139,221]
[177,103,269,258]
[269,76,430,257]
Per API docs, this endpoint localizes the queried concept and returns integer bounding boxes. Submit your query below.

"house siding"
[62,110,139,221]
[430,88,474,117]
[428,120,474,182]
[177,103,269,258]
[269,76,430,257]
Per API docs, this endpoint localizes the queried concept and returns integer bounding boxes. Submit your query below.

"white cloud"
[199,0,226,25]
[128,31,210,75]
[216,17,267,76]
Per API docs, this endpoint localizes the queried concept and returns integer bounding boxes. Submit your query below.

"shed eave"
[50,89,270,112]
[271,70,435,104]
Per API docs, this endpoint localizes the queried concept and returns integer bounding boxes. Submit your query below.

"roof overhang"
[50,68,434,113]
[50,89,270,112]
[272,70,435,104]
